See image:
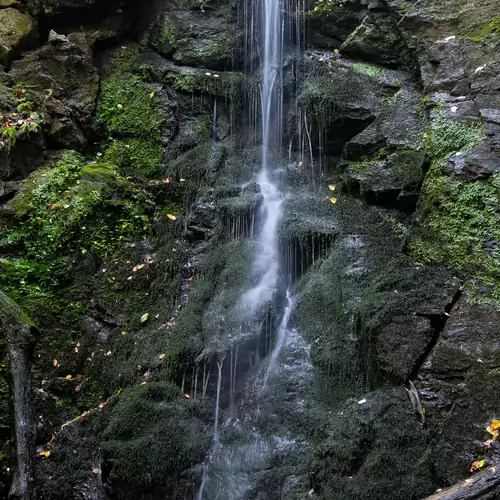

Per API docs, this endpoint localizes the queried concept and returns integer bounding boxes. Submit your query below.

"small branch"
[397,0,422,26]
[424,465,500,499]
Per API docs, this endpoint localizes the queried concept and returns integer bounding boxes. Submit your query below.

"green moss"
[166,69,241,99]
[103,137,163,177]
[97,47,166,174]
[98,73,164,136]
[350,61,388,79]
[2,151,152,261]
[459,17,500,42]
[195,34,233,61]
[426,111,484,159]
[410,111,500,305]
[160,21,178,47]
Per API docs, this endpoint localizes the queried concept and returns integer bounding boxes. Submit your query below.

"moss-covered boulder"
[145,4,241,70]
[0,8,36,69]
[8,34,99,149]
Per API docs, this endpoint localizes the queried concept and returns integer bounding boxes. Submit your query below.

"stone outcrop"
[0,0,499,498]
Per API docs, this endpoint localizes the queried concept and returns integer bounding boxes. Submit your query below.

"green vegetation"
[459,17,500,42]
[4,151,151,260]
[103,137,163,177]
[166,69,241,100]
[98,47,166,177]
[195,34,233,62]
[350,62,388,79]
[409,111,500,305]
[0,84,42,153]
[0,151,153,311]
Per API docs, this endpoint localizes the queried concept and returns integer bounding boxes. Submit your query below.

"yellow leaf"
[149,91,155,99]
[489,419,500,430]
[76,342,81,347]
[37,450,51,457]
[166,214,177,221]
[140,313,149,323]
[328,185,335,191]
[330,197,337,205]
[133,263,145,272]
[470,459,485,472]
[65,375,72,380]
[487,421,500,439]
[159,353,166,359]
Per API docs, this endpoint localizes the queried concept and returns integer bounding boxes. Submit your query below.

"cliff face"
[0,0,499,498]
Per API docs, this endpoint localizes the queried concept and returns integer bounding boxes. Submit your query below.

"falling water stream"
[195,0,321,497]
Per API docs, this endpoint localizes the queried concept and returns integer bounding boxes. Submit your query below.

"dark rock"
[0,8,37,69]
[9,36,99,148]
[442,142,500,180]
[340,14,411,68]
[146,4,241,70]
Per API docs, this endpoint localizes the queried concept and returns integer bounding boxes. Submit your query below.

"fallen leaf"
[140,313,149,323]
[76,375,85,380]
[330,197,337,204]
[166,214,177,221]
[188,276,194,281]
[75,385,81,392]
[488,419,500,430]
[79,417,87,423]
[65,375,72,380]
[487,420,500,439]
[470,459,485,472]
[149,91,155,99]
[53,359,58,367]
[163,178,170,184]
[358,399,367,404]
[298,161,303,167]
[159,353,166,359]
[121,331,127,335]
[37,450,51,458]
[92,467,101,475]
[133,263,145,272]
[184,394,191,399]
[484,439,493,447]
[180,178,186,182]
[328,185,335,191]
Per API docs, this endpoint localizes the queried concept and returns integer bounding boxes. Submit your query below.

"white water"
[263,290,294,386]
[197,0,286,496]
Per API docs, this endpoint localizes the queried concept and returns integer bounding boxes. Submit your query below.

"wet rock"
[146,4,241,70]
[0,8,37,68]
[340,14,411,68]
[9,35,99,148]
[442,142,500,180]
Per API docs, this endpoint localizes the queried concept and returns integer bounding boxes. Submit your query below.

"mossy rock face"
[409,109,500,306]
[0,8,36,68]
[98,46,173,178]
[100,383,210,499]
[340,14,412,69]
[145,7,241,70]
[8,35,99,149]
[344,148,426,210]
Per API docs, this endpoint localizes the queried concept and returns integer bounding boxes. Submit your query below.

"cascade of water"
[197,0,287,496]
[263,289,294,386]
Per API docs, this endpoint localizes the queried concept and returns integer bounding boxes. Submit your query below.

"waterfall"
[197,0,292,497]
